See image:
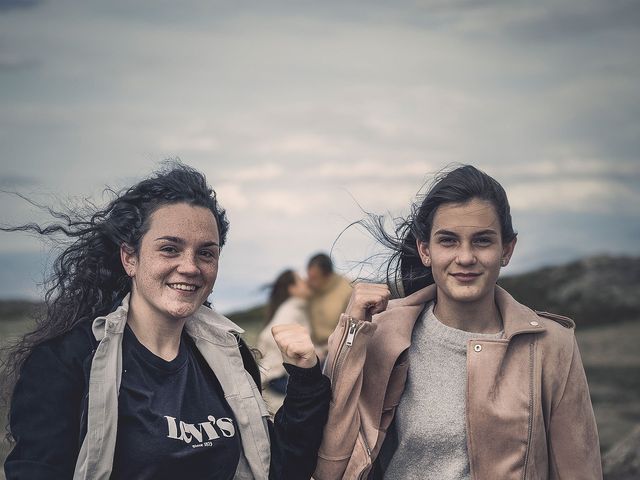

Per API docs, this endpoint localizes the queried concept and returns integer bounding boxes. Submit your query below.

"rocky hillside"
[498,255,640,327]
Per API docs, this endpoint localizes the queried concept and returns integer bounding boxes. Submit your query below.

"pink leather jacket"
[314,285,602,479]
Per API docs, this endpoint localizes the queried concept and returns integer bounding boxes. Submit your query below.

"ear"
[500,237,517,267]
[416,239,432,267]
[120,243,137,277]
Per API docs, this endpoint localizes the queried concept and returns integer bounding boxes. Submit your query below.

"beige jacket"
[74,294,271,480]
[314,285,602,480]
[309,273,352,346]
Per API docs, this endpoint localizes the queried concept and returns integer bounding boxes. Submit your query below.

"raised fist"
[271,324,317,369]
[346,283,391,323]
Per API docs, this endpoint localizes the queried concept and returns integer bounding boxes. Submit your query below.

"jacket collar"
[92,293,244,343]
[391,284,550,340]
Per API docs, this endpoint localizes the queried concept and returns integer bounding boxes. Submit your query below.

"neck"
[127,300,186,362]
[433,288,502,334]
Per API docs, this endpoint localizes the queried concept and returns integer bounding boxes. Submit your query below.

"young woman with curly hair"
[2,162,330,480]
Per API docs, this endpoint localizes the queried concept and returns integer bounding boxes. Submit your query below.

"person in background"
[306,253,352,355]
[258,269,312,396]
[315,165,601,479]
[2,162,330,480]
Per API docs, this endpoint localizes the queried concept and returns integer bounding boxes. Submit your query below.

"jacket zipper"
[356,424,372,480]
[329,319,362,388]
[329,317,371,479]
[345,321,357,346]
[328,318,350,383]
[522,341,535,480]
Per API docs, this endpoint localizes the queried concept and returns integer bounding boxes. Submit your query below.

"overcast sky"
[1,0,639,312]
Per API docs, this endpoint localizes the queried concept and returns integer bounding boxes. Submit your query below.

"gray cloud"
[0,0,43,12]
[0,0,638,306]
[506,0,640,40]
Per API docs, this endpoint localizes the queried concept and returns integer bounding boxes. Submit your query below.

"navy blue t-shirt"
[110,325,242,479]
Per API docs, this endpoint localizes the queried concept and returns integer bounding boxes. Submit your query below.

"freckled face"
[123,203,220,323]
[417,198,516,306]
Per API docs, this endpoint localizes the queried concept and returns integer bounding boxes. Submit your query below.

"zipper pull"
[345,321,358,346]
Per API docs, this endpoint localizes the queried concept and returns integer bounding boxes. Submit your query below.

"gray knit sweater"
[384,302,503,480]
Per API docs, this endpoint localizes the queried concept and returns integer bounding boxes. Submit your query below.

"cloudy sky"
[1,0,639,312]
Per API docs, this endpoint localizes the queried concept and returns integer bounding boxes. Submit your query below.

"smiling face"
[121,202,220,324]
[417,198,516,307]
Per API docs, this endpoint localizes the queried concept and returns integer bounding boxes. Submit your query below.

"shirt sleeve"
[4,342,87,480]
[268,361,331,480]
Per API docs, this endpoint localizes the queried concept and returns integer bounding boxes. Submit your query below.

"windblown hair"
[265,269,296,324]
[0,161,229,417]
[367,164,517,296]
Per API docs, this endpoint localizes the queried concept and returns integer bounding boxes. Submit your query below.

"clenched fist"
[271,324,318,369]
[346,283,391,323]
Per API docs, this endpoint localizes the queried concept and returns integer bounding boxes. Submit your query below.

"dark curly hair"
[367,164,517,296]
[0,161,229,420]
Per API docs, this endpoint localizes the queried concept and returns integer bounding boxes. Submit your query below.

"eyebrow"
[433,229,498,237]
[154,236,220,247]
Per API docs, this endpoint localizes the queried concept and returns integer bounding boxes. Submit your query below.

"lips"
[451,272,481,282]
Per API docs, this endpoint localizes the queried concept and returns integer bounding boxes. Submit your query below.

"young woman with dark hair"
[315,165,601,479]
[1,162,330,480]
[258,270,312,395]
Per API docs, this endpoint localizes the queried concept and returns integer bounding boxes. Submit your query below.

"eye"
[438,237,457,246]
[473,237,493,247]
[199,249,219,260]
[160,245,179,254]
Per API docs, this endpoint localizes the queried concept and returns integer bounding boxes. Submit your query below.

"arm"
[4,342,87,479]
[547,337,602,479]
[314,283,388,480]
[313,314,377,480]
[238,333,331,480]
[268,362,331,480]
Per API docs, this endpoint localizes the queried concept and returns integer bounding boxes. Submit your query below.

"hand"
[346,283,391,323]
[271,324,318,369]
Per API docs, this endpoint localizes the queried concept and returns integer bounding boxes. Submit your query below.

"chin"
[166,302,200,319]
[448,286,488,303]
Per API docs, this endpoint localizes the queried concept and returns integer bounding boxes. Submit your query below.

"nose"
[455,243,477,266]
[176,253,200,275]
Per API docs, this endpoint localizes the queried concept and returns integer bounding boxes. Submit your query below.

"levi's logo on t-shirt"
[164,415,236,447]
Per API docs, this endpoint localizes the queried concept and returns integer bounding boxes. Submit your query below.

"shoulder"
[10,321,95,432]
[322,274,352,295]
[535,310,575,329]
[23,320,96,381]
[529,310,579,376]
[336,274,352,291]
[534,310,576,345]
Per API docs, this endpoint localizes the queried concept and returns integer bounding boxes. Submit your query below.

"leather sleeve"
[268,361,331,480]
[547,336,603,479]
